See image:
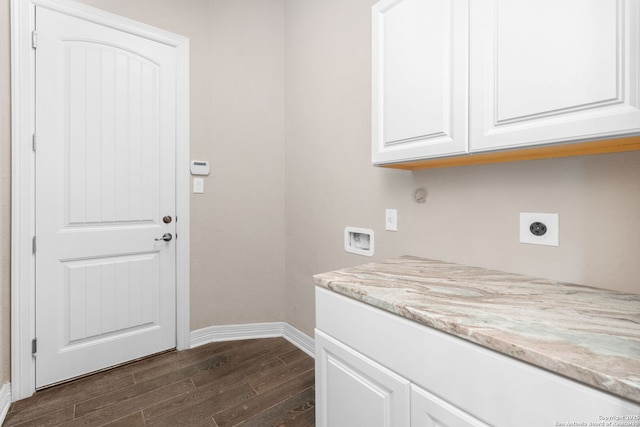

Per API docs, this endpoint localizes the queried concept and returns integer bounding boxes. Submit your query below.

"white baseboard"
[190,322,315,358]
[0,382,11,425]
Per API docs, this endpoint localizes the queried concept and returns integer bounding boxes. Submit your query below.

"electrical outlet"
[520,212,558,246]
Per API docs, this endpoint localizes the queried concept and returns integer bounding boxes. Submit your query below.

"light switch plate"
[193,178,204,194]
[385,209,398,231]
[520,212,558,246]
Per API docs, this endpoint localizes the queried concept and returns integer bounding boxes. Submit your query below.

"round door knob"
[163,215,172,224]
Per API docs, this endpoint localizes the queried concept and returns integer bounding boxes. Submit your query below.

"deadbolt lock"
[163,215,172,224]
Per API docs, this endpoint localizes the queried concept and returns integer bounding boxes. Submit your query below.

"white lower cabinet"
[315,330,410,427]
[410,385,489,427]
[316,329,486,427]
[315,286,640,427]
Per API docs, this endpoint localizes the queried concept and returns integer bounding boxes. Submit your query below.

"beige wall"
[2,0,639,390]
[72,0,287,330]
[283,0,640,336]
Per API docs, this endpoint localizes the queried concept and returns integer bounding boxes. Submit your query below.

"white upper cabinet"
[470,0,640,152]
[371,0,469,164]
[373,0,640,165]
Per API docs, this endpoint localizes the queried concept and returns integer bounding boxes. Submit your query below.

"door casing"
[10,0,191,401]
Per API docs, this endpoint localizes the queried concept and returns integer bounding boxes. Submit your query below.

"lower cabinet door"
[315,330,411,427]
[411,384,490,427]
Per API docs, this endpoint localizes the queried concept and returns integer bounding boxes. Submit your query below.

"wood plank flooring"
[3,338,315,427]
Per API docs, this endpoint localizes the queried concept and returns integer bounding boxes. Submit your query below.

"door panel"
[372,0,469,164]
[35,5,177,388]
[66,42,161,225]
[494,1,617,122]
[470,0,640,151]
[63,254,159,344]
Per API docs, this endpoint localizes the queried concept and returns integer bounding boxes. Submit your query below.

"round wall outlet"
[529,222,547,236]
[519,213,559,246]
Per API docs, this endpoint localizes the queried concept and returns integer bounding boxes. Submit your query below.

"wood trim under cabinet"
[379,135,640,170]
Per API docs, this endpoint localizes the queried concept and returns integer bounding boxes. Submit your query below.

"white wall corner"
[0,382,12,425]
[282,323,315,358]
[190,322,315,358]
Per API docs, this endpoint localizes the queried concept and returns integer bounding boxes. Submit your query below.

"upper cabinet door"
[372,0,469,164]
[470,0,640,152]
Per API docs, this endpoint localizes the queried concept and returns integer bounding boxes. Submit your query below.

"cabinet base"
[379,135,640,170]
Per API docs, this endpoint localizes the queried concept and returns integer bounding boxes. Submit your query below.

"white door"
[35,5,178,388]
[371,0,469,164]
[469,0,640,152]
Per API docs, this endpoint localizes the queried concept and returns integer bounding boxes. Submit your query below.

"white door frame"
[10,0,191,401]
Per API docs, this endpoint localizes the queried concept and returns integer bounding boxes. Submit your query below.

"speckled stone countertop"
[312,256,640,404]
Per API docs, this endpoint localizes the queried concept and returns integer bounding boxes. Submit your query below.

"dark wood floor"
[3,337,315,427]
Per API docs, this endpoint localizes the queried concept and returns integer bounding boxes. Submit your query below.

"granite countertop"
[312,256,640,404]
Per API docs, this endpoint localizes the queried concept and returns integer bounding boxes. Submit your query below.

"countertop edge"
[312,261,640,405]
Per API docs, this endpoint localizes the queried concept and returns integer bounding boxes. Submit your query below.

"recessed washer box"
[345,227,374,256]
